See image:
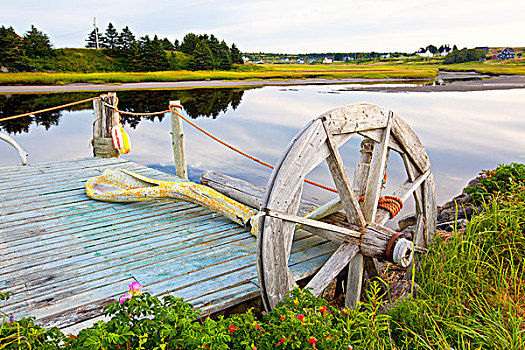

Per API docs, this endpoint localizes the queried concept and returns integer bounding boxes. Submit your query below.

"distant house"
[440,47,452,56]
[242,56,251,62]
[474,47,489,54]
[380,53,390,58]
[307,59,316,64]
[323,56,333,63]
[498,48,515,60]
[255,60,265,64]
[418,49,433,57]
[297,59,304,64]
[280,58,290,62]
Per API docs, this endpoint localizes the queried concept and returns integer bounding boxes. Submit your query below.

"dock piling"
[170,100,188,179]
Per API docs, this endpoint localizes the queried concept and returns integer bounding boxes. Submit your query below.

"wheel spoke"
[322,120,366,227]
[363,112,393,223]
[345,252,364,308]
[305,243,359,296]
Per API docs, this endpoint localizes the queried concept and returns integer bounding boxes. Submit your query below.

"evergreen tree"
[22,25,54,58]
[190,41,214,70]
[103,22,119,51]
[139,35,169,71]
[160,38,174,51]
[217,40,232,70]
[453,44,458,51]
[180,33,199,54]
[0,26,29,71]
[127,41,143,71]
[230,43,243,64]
[173,39,180,51]
[86,28,103,48]
[117,26,135,51]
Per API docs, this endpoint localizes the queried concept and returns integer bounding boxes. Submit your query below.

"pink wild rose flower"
[119,293,132,304]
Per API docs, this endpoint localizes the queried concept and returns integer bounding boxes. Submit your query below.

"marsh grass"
[0,64,437,85]
[390,185,525,349]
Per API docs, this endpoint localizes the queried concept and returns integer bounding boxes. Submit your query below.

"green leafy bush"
[465,162,525,204]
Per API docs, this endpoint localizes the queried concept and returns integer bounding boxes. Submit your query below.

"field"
[1,51,525,86]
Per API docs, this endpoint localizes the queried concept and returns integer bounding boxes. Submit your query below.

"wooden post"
[170,100,188,179]
[92,93,119,158]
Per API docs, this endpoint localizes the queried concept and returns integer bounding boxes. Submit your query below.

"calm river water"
[1,85,524,213]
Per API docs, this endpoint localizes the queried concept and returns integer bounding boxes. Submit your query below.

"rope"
[168,104,338,193]
[359,195,404,218]
[0,96,101,123]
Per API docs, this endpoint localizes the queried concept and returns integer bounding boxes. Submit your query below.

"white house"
[418,50,433,58]
[440,48,452,56]
[242,56,251,62]
[323,56,333,63]
[297,59,304,64]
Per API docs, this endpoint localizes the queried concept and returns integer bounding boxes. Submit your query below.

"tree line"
[0,25,54,71]
[0,23,243,73]
[86,23,243,71]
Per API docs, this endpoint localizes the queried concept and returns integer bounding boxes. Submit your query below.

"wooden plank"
[423,173,437,245]
[320,104,390,135]
[322,120,366,227]
[305,243,358,296]
[3,226,251,309]
[345,252,364,308]
[363,112,392,222]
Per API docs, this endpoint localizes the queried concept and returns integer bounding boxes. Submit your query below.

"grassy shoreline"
[0,64,438,85]
[1,60,524,86]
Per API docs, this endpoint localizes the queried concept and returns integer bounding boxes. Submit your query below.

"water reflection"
[0,88,247,134]
[1,85,524,213]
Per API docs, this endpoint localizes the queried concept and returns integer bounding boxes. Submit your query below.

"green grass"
[440,61,525,76]
[390,173,525,349]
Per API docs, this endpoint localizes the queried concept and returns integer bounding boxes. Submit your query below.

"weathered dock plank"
[0,158,336,331]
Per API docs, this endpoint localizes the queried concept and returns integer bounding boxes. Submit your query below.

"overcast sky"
[3,0,524,53]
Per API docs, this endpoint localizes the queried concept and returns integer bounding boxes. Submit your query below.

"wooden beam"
[345,252,364,308]
[263,209,361,239]
[363,112,393,223]
[305,243,358,296]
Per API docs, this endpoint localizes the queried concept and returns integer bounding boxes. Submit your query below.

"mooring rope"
[167,104,340,194]
[0,96,101,123]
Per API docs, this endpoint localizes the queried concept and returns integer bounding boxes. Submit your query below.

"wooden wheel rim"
[256,103,436,311]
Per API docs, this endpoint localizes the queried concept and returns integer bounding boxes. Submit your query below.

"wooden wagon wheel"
[256,103,437,311]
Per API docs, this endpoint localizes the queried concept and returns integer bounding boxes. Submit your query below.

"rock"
[464,178,480,192]
[436,218,468,232]
[398,214,416,231]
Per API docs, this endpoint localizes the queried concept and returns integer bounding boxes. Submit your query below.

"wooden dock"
[0,158,337,332]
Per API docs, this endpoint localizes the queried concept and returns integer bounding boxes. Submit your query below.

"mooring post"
[170,100,188,179]
[92,92,119,158]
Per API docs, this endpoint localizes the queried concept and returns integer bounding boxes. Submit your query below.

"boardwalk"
[0,158,337,332]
